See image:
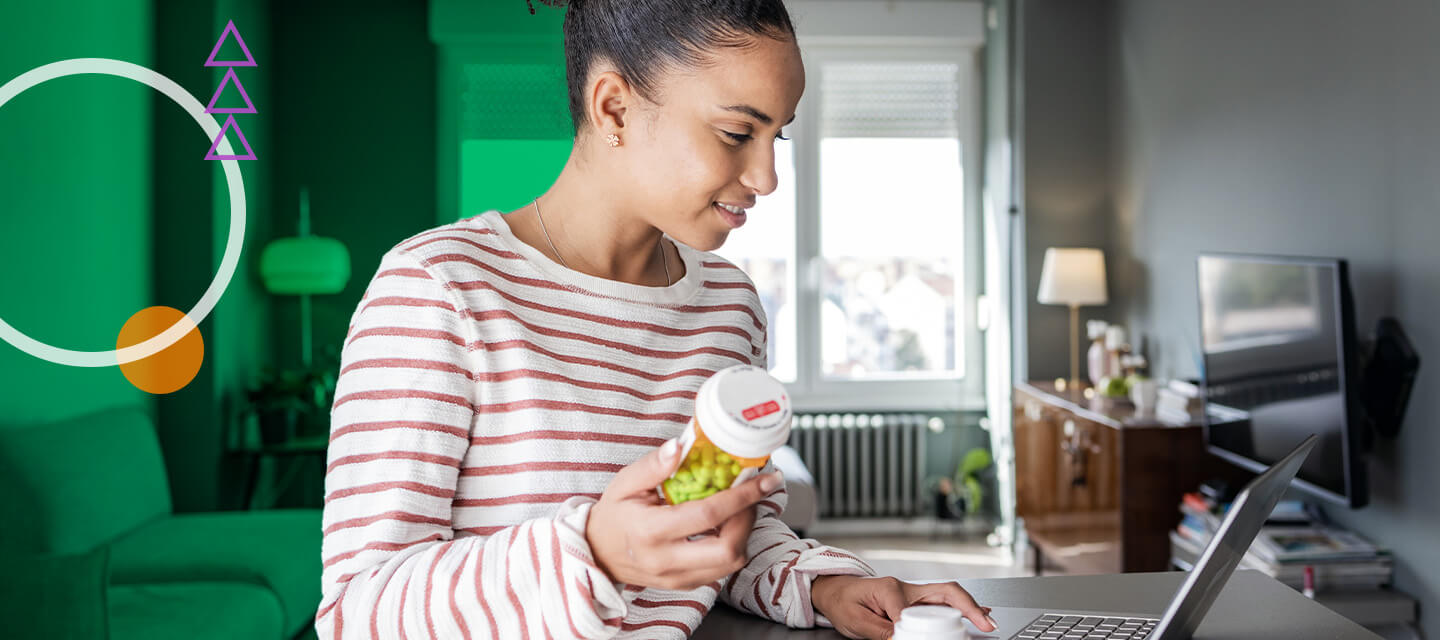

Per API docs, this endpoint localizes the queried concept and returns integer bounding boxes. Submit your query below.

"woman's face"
[621,35,806,252]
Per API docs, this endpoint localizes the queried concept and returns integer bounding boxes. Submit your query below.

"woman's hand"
[811,575,998,639]
[586,439,783,590]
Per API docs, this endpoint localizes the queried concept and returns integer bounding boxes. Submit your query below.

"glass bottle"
[1105,325,1128,381]
[1087,320,1110,387]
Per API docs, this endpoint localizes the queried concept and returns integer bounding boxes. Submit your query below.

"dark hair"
[539,0,797,135]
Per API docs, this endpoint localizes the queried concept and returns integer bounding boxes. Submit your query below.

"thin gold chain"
[531,198,670,286]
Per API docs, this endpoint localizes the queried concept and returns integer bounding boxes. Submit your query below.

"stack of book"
[1155,380,1203,424]
[1171,492,1392,592]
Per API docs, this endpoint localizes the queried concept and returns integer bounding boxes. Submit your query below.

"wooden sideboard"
[1014,381,1204,574]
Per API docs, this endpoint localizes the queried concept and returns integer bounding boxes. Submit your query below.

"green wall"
[150,0,274,511]
[432,0,573,223]
[1,0,273,512]
[269,0,438,379]
[0,0,156,424]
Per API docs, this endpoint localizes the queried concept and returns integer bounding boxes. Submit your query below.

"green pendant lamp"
[260,187,350,367]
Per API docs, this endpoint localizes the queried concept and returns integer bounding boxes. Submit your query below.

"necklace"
[532,198,671,286]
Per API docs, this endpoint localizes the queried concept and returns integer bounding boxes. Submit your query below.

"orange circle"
[117,306,204,394]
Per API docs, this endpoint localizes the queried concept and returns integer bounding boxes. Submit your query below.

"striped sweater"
[316,210,873,639]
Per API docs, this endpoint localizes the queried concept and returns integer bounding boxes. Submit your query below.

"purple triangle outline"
[205,68,257,114]
[204,20,257,67]
[205,115,257,161]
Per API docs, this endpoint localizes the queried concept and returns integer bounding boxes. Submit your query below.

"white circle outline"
[0,58,245,367]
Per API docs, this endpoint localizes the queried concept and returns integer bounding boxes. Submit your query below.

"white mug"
[1130,378,1160,411]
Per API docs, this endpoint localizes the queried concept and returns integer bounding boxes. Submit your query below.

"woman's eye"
[724,130,791,144]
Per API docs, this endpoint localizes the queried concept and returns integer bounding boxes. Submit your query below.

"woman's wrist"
[583,503,621,583]
[809,574,846,617]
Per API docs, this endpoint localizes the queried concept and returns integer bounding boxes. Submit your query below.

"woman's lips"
[714,202,747,229]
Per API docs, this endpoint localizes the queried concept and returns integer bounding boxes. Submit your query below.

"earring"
[606,133,621,148]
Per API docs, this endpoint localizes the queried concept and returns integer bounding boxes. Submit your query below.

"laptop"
[974,434,1318,640]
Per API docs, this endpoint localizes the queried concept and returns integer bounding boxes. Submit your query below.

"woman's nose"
[739,147,779,196]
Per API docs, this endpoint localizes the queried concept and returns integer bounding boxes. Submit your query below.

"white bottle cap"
[892,605,969,640]
[1087,319,1109,340]
[694,365,792,459]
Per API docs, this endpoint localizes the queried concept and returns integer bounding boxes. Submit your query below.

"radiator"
[789,413,933,518]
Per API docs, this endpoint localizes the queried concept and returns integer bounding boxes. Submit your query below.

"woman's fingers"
[902,581,997,632]
[669,511,755,571]
[712,500,757,555]
[848,610,897,640]
[605,438,683,498]
[656,471,781,537]
[874,577,909,622]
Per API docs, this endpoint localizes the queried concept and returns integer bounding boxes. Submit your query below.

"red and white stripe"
[316,212,872,639]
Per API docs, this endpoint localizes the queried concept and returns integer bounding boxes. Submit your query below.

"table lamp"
[1037,247,1107,390]
[260,187,350,367]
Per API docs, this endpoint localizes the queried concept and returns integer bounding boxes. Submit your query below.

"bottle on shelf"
[1087,320,1110,388]
[1105,325,1129,381]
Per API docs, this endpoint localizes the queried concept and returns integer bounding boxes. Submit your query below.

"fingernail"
[986,615,999,630]
[661,439,680,460]
[759,471,783,493]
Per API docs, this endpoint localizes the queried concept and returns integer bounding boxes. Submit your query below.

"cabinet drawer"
[1014,411,1119,515]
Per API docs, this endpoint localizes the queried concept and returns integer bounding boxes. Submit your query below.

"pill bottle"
[661,365,792,505]
[892,605,969,640]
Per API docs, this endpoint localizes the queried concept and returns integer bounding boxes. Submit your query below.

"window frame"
[779,40,986,413]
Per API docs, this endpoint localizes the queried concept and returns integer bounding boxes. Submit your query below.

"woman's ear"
[587,70,632,136]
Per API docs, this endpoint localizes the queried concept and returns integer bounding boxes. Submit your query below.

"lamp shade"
[1037,247,1107,306]
[260,236,351,295]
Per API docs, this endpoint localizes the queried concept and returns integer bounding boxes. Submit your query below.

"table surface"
[692,570,1381,639]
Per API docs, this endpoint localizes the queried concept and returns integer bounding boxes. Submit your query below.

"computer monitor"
[1196,253,1368,508]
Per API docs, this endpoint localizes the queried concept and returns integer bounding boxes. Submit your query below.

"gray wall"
[1021,0,1115,382]
[1108,1,1439,634]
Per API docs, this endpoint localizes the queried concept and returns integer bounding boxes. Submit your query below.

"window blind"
[820,62,961,139]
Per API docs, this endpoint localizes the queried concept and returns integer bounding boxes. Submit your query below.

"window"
[717,41,983,412]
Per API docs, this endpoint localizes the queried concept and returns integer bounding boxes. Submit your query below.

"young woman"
[316,1,997,638]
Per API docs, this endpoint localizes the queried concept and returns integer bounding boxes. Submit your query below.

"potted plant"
[932,447,994,519]
[246,349,339,447]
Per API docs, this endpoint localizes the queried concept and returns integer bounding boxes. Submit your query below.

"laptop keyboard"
[1009,614,1159,640]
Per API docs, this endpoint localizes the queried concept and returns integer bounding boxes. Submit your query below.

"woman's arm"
[717,318,876,627]
[316,249,625,640]
[717,478,875,628]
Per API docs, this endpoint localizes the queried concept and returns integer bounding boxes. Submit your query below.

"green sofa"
[0,407,321,639]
